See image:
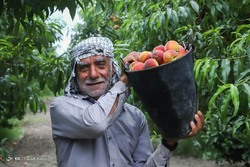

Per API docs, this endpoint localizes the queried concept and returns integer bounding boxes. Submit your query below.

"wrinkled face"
[76,55,113,99]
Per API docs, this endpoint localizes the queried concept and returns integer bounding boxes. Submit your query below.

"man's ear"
[112,64,115,76]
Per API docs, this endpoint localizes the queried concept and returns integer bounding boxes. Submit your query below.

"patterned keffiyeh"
[65,37,121,96]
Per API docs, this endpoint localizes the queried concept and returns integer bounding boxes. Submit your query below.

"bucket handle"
[120,56,130,71]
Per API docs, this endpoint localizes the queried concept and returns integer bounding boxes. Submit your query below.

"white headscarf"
[65,37,120,96]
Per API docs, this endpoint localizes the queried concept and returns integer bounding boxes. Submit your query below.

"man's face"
[75,55,113,99]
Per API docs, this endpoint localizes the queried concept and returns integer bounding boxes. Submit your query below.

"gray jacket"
[50,81,171,167]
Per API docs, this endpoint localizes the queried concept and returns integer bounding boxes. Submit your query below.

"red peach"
[177,46,188,58]
[165,40,181,51]
[144,58,159,69]
[153,44,165,52]
[131,62,144,71]
[139,51,152,63]
[129,62,137,71]
[163,49,178,63]
[151,50,164,65]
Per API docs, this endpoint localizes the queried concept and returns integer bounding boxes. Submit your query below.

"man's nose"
[89,66,99,79]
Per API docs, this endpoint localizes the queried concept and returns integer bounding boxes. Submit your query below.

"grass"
[0,88,56,160]
[0,89,54,142]
[0,118,24,141]
[0,118,24,160]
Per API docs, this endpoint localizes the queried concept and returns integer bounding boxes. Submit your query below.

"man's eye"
[98,63,106,68]
[79,65,88,72]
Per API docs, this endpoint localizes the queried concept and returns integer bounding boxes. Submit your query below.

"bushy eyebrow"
[95,57,108,63]
[76,57,109,67]
[77,61,88,66]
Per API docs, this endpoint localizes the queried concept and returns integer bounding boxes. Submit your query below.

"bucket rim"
[124,44,195,74]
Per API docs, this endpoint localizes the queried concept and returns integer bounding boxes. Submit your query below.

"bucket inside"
[124,44,198,139]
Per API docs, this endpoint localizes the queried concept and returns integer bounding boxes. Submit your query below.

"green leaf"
[37,10,45,20]
[156,13,162,30]
[0,39,13,47]
[230,84,240,117]
[170,10,178,25]
[67,1,76,20]
[214,2,222,12]
[209,84,230,110]
[208,60,219,91]
[76,0,84,10]
[246,121,250,132]
[13,21,20,34]
[233,58,242,80]
[221,59,231,83]
[161,11,166,29]
[39,77,46,90]
[242,83,250,108]
[220,93,230,121]
[200,58,211,86]
[190,1,199,14]
[194,58,206,79]
[236,24,250,35]
[1,138,8,146]
[164,8,171,31]
[232,117,244,135]
[179,6,188,18]
[235,69,250,84]
[211,6,215,17]
[149,13,157,30]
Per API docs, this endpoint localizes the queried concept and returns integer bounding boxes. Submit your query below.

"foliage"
[0,11,69,128]
[0,0,81,34]
[0,138,12,162]
[198,26,250,164]
[71,0,250,164]
[0,118,23,161]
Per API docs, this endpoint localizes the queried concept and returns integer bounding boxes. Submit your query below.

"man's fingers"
[123,51,140,64]
[194,114,203,130]
[197,111,206,128]
[189,121,197,136]
[188,111,205,137]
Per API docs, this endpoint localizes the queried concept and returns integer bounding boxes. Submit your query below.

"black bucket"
[124,44,198,139]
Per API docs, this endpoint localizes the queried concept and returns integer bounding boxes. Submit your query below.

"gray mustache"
[84,79,106,84]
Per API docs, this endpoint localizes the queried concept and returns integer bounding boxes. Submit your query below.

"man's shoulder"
[52,95,75,102]
[51,94,87,107]
[124,103,146,119]
[124,103,139,110]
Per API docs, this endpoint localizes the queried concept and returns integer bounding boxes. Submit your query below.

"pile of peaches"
[129,40,188,71]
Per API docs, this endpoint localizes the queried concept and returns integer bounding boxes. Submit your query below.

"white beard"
[76,76,111,99]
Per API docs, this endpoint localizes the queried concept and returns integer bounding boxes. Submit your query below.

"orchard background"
[0,0,249,166]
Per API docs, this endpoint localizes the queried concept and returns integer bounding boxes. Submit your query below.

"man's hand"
[163,111,205,146]
[123,51,140,64]
[188,111,205,137]
[120,51,140,85]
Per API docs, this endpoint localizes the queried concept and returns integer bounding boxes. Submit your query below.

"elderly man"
[50,37,205,167]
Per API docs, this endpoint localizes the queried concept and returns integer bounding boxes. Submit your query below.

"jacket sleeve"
[50,81,129,139]
[131,109,172,167]
[143,144,172,167]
